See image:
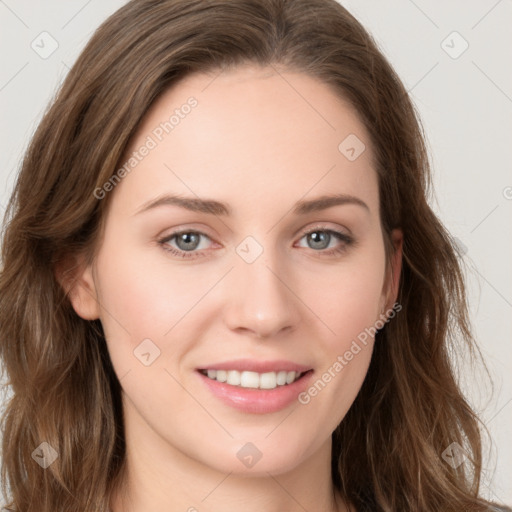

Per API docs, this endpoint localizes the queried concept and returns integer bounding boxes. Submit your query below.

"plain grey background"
[0,0,510,507]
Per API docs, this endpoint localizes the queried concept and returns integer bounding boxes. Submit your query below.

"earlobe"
[54,253,101,320]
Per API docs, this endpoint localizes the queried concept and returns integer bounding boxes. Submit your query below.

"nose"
[223,251,302,339]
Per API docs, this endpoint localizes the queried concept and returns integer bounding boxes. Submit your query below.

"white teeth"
[286,371,296,384]
[201,369,304,389]
[240,371,260,388]
[227,370,241,386]
[259,372,276,389]
[276,371,287,386]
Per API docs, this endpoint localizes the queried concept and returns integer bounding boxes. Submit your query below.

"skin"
[65,64,402,512]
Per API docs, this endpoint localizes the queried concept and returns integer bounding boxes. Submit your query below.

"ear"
[381,228,403,314]
[54,252,101,320]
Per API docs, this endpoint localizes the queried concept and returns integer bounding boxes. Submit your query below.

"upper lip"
[197,359,312,373]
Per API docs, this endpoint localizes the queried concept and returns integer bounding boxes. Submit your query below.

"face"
[69,64,402,477]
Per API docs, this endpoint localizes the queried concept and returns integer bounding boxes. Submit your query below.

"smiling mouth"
[198,369,312,390]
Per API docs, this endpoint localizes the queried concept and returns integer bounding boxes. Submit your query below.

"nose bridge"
[224,236,301,338]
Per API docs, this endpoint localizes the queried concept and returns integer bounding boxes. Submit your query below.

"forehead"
[111,64,378,218]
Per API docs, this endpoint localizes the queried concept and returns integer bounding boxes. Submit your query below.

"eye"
[158,230,213,259]
[296,227,354,256]
[158,226,355,260]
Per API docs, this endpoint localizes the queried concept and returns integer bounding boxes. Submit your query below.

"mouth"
[198,368,310,390]
[195,361,314,414]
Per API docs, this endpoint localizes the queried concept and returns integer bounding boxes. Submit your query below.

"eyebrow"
[134,193,370,217]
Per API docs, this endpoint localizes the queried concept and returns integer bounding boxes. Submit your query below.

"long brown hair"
[0,1,508,511]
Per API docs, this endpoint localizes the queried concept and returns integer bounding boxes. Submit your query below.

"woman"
[0,1,509,511]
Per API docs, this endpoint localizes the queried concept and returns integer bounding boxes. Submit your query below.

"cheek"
[300,246,386,352]
[93,237,238,386]
[296,272,383,434]
[95,243,210,338]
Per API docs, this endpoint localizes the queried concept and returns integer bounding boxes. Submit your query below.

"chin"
[196,436,312,477]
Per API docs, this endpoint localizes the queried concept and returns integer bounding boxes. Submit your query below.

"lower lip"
[197,370,314,414]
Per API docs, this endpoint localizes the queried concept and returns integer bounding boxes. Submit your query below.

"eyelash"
[157,226,355,260]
